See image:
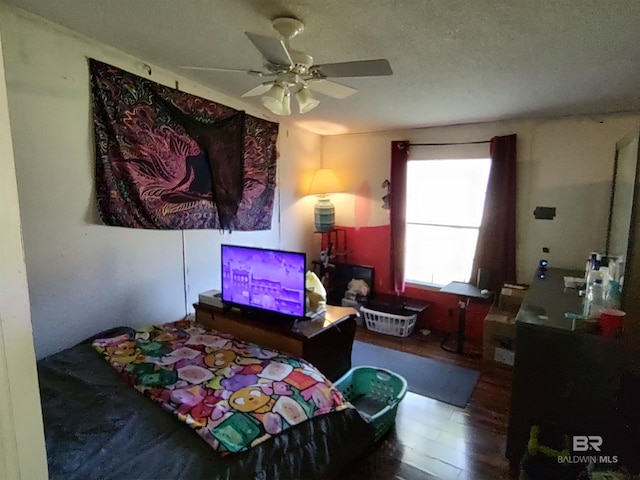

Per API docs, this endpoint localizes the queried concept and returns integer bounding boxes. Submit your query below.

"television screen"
[221,244,307,318]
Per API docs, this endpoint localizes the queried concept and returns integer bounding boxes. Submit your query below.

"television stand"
[193,303,358,381]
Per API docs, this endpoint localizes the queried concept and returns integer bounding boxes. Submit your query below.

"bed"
[37,321,374,480]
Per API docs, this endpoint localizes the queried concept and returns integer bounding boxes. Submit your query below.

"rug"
[350,341,480,408]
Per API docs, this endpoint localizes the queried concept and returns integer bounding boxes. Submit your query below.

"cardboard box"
[483,309,516,363]
[494,346,515,366]
[498,283,529,314]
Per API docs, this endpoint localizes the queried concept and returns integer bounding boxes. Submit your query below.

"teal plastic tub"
[334,366,407,442]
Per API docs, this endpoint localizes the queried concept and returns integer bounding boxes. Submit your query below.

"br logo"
[572,435,603,452]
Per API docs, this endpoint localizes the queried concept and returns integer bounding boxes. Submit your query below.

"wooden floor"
[341,325,515,480]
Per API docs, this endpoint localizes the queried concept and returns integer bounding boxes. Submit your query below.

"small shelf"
[314,228,348,262]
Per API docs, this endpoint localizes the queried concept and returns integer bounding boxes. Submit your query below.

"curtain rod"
[408,140,491,146]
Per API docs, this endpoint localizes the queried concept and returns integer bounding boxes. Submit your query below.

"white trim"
[0,316,20,480]
[0,26,49,480]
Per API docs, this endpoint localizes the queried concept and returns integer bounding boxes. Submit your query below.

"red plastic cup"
[597,309,625,337]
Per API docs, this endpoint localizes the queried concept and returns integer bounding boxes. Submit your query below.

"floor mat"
[351,340,480,408]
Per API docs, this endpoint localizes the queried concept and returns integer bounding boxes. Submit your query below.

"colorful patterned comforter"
[92,320,350,455]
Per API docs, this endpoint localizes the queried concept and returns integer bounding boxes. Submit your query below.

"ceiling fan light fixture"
[295,86,320,113]
[281,91,292,116]
[261,83,288,115]
[183,19,393,114]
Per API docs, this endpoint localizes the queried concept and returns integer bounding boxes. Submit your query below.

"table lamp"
[308,168,343,232]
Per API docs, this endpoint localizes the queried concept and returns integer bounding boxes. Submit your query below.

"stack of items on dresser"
[580,251,625,337]
[582,252,622,315]
[482,283,528,366]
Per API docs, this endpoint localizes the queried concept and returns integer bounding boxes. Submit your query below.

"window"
[404,158,491,287]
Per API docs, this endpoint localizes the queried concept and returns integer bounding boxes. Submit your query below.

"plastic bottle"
[585,253,598,283]
[605,280,621,309]
[584,278,606,318]
[585,266,603,292]
[599,266,610,288]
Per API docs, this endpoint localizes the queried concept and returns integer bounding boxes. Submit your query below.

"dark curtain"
[390,141,410,294]
[470,134,518,294]
[91,59,278,231]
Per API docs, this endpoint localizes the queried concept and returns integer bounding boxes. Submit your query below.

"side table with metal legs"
[439,281,491,356]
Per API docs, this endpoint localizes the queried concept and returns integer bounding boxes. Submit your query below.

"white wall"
[0,6,316,358]
[184,126,321,305]
[322,115,640,283]
[0,26,48,480]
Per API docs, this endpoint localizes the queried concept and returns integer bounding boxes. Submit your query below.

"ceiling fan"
[181,17,393,116]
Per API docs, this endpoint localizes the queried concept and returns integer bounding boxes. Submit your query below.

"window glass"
[405,158,491,286]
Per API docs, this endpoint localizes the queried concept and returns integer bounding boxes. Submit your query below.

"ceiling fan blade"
[311,59,393,78]
[241,83,274,97]
[179,66,268,76]
[306,79,357,99]
[245,32,293,67]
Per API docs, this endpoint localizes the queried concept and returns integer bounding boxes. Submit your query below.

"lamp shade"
[295,87,320,114]
[307,168,342,195]
[262,83,290,115]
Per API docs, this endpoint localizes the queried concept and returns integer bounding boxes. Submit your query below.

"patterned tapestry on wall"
[90,59,278,231]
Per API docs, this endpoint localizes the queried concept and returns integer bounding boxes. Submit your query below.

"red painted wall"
[338,224,490,342]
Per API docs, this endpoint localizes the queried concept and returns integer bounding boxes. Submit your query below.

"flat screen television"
[221,244,307,321]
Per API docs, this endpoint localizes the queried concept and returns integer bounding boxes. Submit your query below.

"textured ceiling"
[4,0,640,134]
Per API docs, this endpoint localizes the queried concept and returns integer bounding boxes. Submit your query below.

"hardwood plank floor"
[340,326,515,480]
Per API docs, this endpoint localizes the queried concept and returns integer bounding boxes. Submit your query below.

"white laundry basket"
[360,306,417,337]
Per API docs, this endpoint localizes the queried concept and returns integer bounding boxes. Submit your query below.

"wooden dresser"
[194,303,358,381]
[506,267,624,465]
